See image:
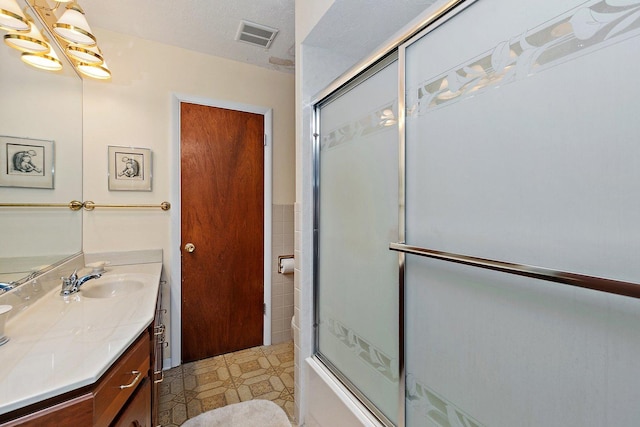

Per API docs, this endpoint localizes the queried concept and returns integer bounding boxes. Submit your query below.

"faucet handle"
[60,276,74,296]
[61,269,77,286]
[62,269,78,284]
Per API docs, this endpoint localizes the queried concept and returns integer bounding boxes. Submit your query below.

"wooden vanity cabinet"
[0,290,164,427]
[112,379,151,427]
[94,333,150,426]
[0,394,94,427]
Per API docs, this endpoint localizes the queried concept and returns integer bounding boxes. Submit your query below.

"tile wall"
[271,204,295,344]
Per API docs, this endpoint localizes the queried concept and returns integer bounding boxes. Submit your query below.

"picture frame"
[108,145,152,191]
[0,135,54,189]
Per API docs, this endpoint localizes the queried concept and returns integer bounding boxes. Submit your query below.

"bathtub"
[304,357,385,427]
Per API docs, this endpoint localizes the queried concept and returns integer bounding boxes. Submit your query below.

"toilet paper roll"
[279,257,295,274]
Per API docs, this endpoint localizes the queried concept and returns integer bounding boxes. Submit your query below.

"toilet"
[291,316,295,341]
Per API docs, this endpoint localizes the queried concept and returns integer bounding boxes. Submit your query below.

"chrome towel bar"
[390,242,640,299]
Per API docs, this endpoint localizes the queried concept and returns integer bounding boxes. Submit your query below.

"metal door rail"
[82,201,171,211]
[0,201,170,211]
[0,200,83,210]
[390,242,640,299]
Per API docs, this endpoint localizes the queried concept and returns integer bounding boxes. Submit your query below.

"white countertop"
[0,262,162,415]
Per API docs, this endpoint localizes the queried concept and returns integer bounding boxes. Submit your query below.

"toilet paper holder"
[278,255,294,274]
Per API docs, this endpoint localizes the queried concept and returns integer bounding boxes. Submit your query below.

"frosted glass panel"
[404,0,640,425]
[405,0,640,281]
[406,257,640,427]
[317,60,399,423]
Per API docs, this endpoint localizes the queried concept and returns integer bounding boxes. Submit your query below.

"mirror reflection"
[0,0,83,288]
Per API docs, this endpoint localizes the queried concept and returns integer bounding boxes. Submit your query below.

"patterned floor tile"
[223,345,264,364]
[263,341,295,395]
[183,362,234,393]
[158,400,188,427]
[280,392,297,423]
[158,340,295,426]
[226,347,277,388]
[262,340,294,356]
[158,365,188,426]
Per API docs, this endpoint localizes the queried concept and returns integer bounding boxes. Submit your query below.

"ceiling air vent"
[235,20,279,49]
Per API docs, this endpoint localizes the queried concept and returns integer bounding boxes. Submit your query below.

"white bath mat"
[181,399,290,427]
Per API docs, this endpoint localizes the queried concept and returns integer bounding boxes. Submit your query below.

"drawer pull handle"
[154,369,164,384]
[119,370,142,389]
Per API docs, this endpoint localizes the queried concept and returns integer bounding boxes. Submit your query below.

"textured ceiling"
[79,0,296,73]
[78,0,441,76]
[304,0,441,60]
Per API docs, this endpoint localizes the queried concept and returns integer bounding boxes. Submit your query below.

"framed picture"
[0,135,54,189]
[108,145,152,191]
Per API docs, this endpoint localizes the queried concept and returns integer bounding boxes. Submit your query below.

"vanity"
[0,253,165,427]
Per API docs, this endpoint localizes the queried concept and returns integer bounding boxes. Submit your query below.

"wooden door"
[180,102,264,363]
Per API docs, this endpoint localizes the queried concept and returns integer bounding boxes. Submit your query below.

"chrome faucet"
[0,282,15,293]
[60,269,102,296]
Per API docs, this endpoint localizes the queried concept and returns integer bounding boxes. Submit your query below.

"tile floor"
[159,340,296,426]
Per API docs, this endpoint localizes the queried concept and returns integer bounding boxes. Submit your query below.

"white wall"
[82,28,295,362]
[0,39,83,262]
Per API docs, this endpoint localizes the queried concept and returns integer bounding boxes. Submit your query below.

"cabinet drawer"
[113,378,151,427]
[1,394,93,427]
[94,334,150,427]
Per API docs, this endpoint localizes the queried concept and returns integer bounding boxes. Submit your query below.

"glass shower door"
[315,57,400,425]
[402,0,640,426]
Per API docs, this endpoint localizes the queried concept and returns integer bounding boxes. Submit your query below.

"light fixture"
[76,58,110,79]
[66,41,102,63]
[53,1,95,46]
[21,45,62,70]
[0,0,29,31]
[379,108,397,127]
[4,19,49,53]
[0,0,111,79]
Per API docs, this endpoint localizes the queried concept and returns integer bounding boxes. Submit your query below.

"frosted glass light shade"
[77,60,111,79]
[0,0,29,31]
[53,2,96,46]
[66,42,103,64]
[21,47,63,71]
[4,22,49,53]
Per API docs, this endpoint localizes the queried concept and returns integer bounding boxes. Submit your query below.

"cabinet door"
[94,334,150,426]
[113,379,151,427]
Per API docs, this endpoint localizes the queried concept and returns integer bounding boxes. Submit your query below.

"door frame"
[170,93,273,367]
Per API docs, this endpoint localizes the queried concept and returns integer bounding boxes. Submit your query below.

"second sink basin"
[81,275,145,299]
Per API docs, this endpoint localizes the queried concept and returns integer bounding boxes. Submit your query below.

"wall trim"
[170,93,273,367]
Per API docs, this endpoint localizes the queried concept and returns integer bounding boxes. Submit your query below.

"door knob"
[184,243,195,253]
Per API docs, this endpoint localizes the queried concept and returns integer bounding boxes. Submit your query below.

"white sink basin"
[81,275,145,299]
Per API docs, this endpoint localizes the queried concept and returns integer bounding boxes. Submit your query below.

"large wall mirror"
[0,0,82,286]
